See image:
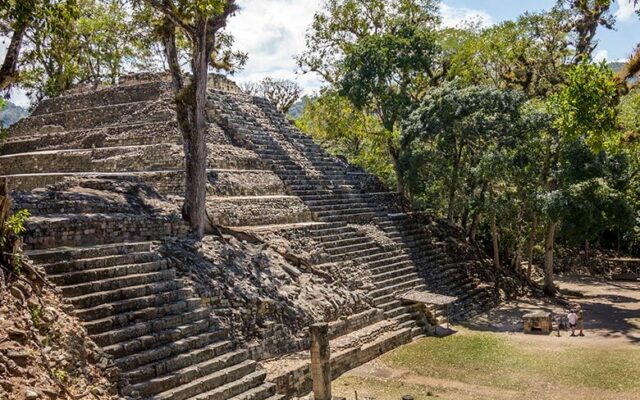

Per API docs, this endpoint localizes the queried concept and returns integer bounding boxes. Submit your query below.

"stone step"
[376,299,402,313]
[371,281,427,303]
[226,383,277,400]
[60,269,177,297]
[357,250,407,265]
[24,213,187,249]
[327,246,385,263]
[130,348,249,398]
[369,260,414,276]
[371,265,418,283]
[313,230,362,242]
[112,326,225,368]
[103,318,216,360]
[0,144,183,175]
[1,121,180,155]
[383,305,413,318]
[304,196,374,206]
[320,211,378,223]
[84,297,202,335]
[91,307,211,347]
[308,202,371,213]
[190,370,267,400]
[325,241,377,256]
[27,242,154,264]
[317,236,370,247]
[373,272,420,290]
[393,311,417,325]
[366,254,412,270]
[75,287,194,321]
[42,251,162,274]
[151,360,261,400]
[49,259,169,285]
[32,80,170,116]
[69,279,184,310]
[10,99,172,137]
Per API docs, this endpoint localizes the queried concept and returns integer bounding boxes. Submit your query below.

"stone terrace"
[0,75,501,399]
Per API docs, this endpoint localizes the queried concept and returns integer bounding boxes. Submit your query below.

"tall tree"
[339,24,439,193]
[243,78,303,114]
[142,0,245,237]
[402,82,526,225]
[297,0,440,84]
[557,0,615,62]
[0,0,79,92]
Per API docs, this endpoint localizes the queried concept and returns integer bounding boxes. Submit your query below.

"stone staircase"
[27,242,279,400]
[208,90,500,321]
[1,75,500,399]
[2,78,283,400]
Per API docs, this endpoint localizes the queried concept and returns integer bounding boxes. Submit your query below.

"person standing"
[577,305,585,336]
[568,310,578,337]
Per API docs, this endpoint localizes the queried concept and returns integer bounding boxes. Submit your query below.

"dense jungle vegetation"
[294,0,640,293]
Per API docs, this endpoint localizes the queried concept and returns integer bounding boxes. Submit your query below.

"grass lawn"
[333,330,640,400]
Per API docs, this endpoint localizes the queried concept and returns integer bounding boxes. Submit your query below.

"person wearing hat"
[576,305,584,336]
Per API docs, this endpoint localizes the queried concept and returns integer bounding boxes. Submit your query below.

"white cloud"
[594,49,609,62]
[228,1,495,94]
[440,3,494,28]
[1,1,497,99]
[615,1,640,22]
[227,0,324,94]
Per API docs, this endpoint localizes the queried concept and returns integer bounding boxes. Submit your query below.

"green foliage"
[295,91,395,186]
[558,178,633,244]
[339,24,439,131]
[29,303,42,328]
[475,8,573,97]
[402,81,527,218]
[619,87,640,134]
[549,61,621,152]
[297,0,440,83]
[6,210,31,236]
[17,0,162,98]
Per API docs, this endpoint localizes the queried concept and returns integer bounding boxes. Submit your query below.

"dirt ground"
[334,276,640,400]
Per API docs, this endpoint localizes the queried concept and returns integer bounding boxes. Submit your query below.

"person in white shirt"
[567,310,578,337]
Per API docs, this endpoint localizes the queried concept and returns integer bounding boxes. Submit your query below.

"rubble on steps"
[0,281,118,400]
[162,234,373,352]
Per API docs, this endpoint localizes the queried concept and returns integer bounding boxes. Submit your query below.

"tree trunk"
[491,209,500,270]
[0,26,26,91]
[159,17,210,238]
[447,144,463,223]
[387,141,404,195]
[513,248,523,276]
[526,213,538,280]
[181,23,211,238]
[584,240,590,262]
[543,221,559,296]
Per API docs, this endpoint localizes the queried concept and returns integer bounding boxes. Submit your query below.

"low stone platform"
[523,312,552,334]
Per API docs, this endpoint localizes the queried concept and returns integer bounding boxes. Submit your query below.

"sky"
[2,0,640,107]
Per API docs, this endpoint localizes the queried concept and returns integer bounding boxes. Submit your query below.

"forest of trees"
[1,0,640,294]
[294,0,640,294]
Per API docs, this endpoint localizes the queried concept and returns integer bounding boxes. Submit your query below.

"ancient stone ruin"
[0,74,507,400]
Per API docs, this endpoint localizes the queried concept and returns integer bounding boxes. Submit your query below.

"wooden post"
[310,323,331,400]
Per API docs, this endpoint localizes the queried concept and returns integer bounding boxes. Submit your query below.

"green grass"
[381,332,640,392]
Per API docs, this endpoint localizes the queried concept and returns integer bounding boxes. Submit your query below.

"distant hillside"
[0,101,28,128]
[609,61,638,84]
[287,97,309,120]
